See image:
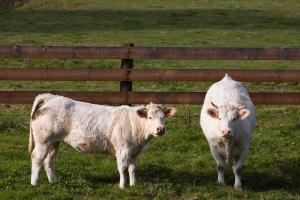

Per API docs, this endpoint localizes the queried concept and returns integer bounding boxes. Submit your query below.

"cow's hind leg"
[44,142,59,184]
[31,144,49,186]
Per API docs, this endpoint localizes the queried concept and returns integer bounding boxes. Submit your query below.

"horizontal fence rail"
[1,46,300,60]
[0,68,300,82]
[0,45,300,105]
[0,91,300,105]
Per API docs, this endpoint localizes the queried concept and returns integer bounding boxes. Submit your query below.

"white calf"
[29,93,176,189]
[200,74,255,190]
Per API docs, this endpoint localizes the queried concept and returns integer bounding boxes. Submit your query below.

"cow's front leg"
[210,144,226,186]
[233,153,245,191]
[116,150,129,189]
[128,159,137,187]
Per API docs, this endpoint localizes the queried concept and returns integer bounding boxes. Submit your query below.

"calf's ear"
[207,108,219,119]
[164,107,177,117]
[137,108,148,118]
[239,108,250,120]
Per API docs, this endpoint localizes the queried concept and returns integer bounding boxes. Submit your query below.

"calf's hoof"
[119,184,126,190]
[234,185,243,191]
[129,183,135,187]
[48,177,56,184]
[49,179,56,184]
[31,182,38,187]
[217,180,226,186]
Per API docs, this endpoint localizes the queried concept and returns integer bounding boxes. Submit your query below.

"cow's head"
[136,103,176,137]
[207,102,250,139]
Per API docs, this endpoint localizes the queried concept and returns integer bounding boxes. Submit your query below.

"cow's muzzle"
[156,127,165,136]
[221,129,232,138]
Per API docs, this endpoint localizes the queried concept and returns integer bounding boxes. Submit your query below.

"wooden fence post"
[120,43,134,105]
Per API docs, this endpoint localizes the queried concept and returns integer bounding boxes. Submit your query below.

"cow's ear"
[239,109,250,120]
[164,107,176,117]
[207,108,219,119]
[137,108,148,118]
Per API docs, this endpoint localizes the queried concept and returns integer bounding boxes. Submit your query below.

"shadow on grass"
[83,164,215,191]
[83,158,300,193]
[84,174,119,189]
[0,9,299,33]
[244,158,300,192]
[138,164,215,186]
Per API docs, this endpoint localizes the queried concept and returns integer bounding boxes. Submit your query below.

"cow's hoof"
[129,183,135,187]
[48,177,56,184]
[234,185,243,191]
[119,184,126,190]
[31,182,38,187]
[217,180,226,186]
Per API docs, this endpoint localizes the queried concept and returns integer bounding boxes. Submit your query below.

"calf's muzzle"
[221,129,232,138]
[156,127,165,135]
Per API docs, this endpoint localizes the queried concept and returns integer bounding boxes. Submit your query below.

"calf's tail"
[28,123,34,154]
[28,93,54,154]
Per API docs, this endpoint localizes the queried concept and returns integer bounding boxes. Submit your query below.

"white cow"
[28,93,176,189]
[200,74,255,190]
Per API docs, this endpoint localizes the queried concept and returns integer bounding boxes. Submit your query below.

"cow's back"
[204,74,252,108]
[31,94,146,156]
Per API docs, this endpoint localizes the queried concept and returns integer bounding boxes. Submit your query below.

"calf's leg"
[217,161,226,186]
[31,144,49,186]
[232,151,247,191]
[210,145,226,185]
[216,157,226,186]
[232,159,243,190]
[43,142,59,183]
[128,159,137,187]
[116,150,129,189]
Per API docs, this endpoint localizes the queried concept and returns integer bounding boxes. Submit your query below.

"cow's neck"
[217,137,235,163]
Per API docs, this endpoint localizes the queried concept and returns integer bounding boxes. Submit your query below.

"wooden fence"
[0,45,300,105]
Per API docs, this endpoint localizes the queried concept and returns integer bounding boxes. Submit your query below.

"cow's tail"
[28,93,54,154]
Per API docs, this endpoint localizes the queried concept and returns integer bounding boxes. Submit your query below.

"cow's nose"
[157,127,165,135]
[221,129,231,138]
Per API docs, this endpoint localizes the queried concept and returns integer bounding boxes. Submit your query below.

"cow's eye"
[149,117,153,119]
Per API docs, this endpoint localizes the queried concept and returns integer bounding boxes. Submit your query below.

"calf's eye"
[149,117,153,119]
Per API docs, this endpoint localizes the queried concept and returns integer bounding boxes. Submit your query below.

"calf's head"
[137,103,176,137]
[207,102,250,138]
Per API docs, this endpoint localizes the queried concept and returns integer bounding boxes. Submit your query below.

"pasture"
[0,0,300,199]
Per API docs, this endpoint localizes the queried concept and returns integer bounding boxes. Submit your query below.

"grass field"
[0,0,300,199]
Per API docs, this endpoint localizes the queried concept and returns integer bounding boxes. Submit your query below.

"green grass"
[0,0,300,199]
[1,0,300,47]
[0,105,299,199]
